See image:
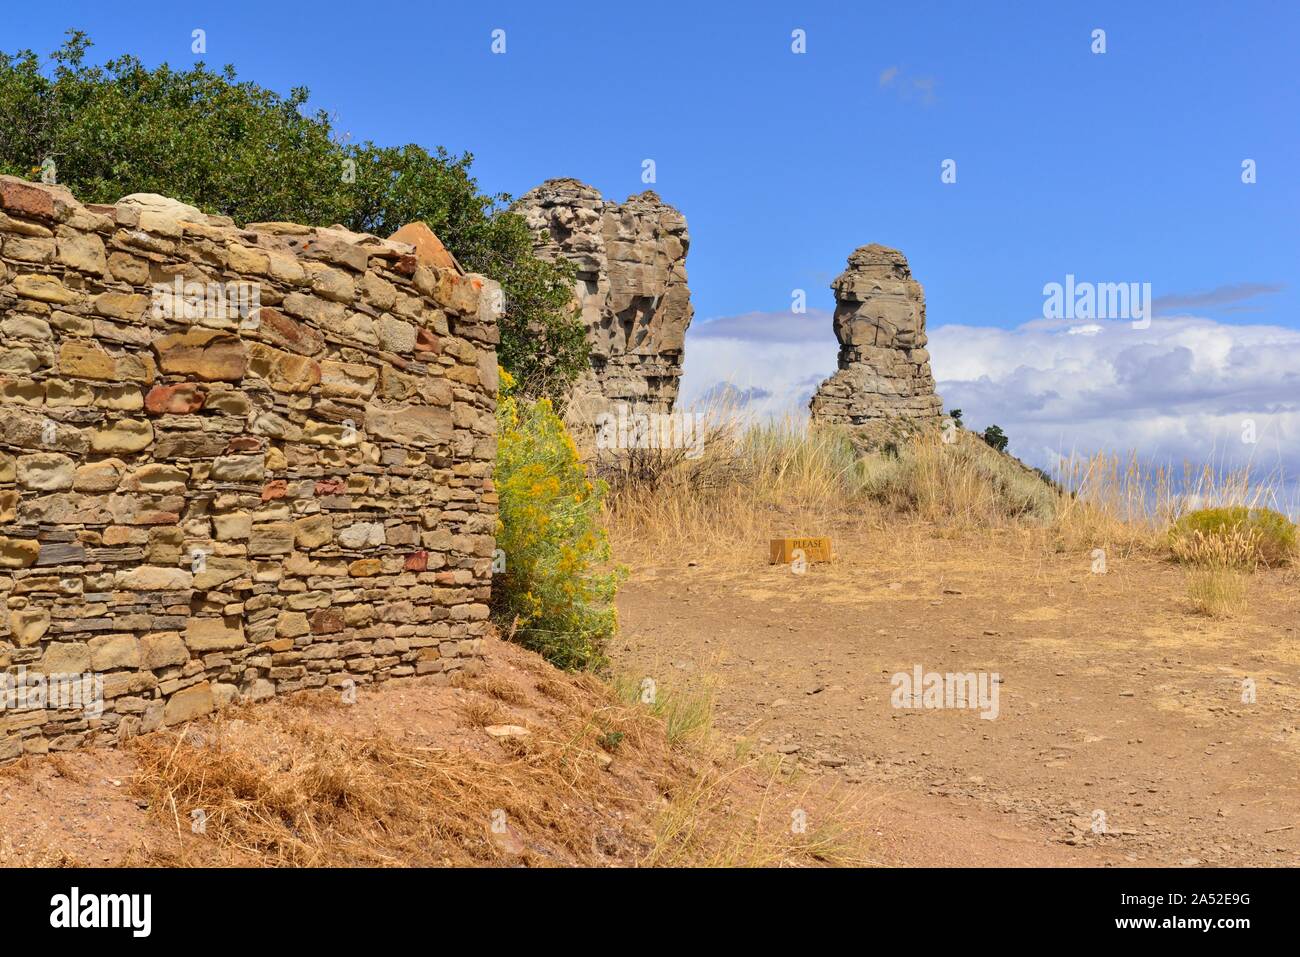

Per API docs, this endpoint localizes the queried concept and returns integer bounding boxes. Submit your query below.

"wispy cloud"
[878,64,938,105]
[689,309,834,344]
[1153,282,1284,315]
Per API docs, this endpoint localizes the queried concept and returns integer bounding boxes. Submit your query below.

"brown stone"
[115,566,193,590]
[9,608,50,647]
[349,558,382,577]
[145,382,206,414]
[184,617,245,651]
[0,177,57,220]
[388,222,461,273]
[293,514,334,549]
[140,631,189,669]
[310,609,345,635]
[276,611,311,638]
[248,343,320,393]
[249,522,293,556]
[255,306,325,355]
[153,329,247,381]
[163,681,214,725]
[92,292,150,321]
[0,537,40,568]
[13,274,79,305]
[193,556,250,590]
[89,634,142,671]
[261,480,288,502]
[89,419,154,454]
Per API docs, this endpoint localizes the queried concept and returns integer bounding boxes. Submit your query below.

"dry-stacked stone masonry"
[0,177,499,760]
[514,178,693,420]
[809,244,944,448]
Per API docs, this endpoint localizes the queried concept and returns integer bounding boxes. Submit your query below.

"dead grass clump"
[128,655,870,868]
[1172,527,1258,619]
[131,707,658,867]
[601,413,871,562]
[602,411,1060,562]
[454,671,532,707]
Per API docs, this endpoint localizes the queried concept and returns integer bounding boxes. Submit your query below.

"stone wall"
[513,178,693,420]
[809,244,944,448]
[0,177,499,760]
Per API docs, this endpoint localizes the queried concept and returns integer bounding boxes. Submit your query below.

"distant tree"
[946,408,964,427]
[981,424,1009,453]
[0,31,587,401]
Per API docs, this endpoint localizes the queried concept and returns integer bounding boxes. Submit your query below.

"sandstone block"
[163,681,214,725]
[153,329,247,381]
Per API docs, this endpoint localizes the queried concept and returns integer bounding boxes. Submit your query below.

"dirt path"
[611,528,1300,867]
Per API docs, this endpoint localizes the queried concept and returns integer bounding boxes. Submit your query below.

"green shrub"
[1169,506,1297,568]
[493,370,623,670]
[981,424,1009,453]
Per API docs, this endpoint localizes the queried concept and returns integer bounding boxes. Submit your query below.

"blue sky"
[6,1,1299,486]
[8,1,1297,323]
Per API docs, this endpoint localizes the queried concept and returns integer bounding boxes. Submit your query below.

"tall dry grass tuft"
[1171,527,1263,619]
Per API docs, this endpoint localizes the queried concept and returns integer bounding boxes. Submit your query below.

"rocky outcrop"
[513,179,692,419]
[0,176,498,760]
[809,244,943,447]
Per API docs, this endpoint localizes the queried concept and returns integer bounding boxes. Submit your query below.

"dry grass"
[1172,528,1260,619]
[1051,452,1286,557]
[602,411,1294,579]
[600,413,1058,564]
[601,413,872,563]
[1185,566,1249,619]
[127,654,870,868]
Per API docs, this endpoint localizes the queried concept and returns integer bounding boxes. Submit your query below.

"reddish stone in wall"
[0,177,56,220]
[314,478,347,496]
[256,306,325,356]
[145,382,207,415]
[404,550,429,572]
[415,328,441,353]
[389,222,461,274]
[311,608,345,635]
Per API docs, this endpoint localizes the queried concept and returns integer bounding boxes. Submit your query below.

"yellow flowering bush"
[493,369,623,669]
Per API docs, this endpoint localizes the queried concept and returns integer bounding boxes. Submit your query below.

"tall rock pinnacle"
[809,244,944,447]
[513,178,693,419]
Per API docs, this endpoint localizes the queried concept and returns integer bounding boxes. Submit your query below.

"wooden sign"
[768,537,833,564]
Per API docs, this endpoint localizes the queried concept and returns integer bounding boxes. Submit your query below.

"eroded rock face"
[809,244,944,447]
[513,178,692,419]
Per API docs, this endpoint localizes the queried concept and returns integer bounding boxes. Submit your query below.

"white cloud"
[680,311,1300,499]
